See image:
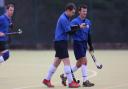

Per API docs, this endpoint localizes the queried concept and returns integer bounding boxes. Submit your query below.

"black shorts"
[73,40,87,60]
[54,40,69,59]
[0,41,9,52]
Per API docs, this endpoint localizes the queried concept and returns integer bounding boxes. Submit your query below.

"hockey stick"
[70,68,80,83]
[89,51,103,69]
[6,29,22,35]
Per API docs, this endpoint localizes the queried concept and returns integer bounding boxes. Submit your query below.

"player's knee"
[81,58,87,65]
[76,60,82,68]
[2,50,10,61]
[53,59,61,67]
[63,58,70,65]
[82,60,87,65]
[77,65,81,68]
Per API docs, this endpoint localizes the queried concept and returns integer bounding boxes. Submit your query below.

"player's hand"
[0,32,5,37]
[9,23,13,29]
[89,46,94,52]
[79,23,86,29]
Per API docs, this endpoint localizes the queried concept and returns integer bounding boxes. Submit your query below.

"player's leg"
[81,57,94,87]
[62,58,73,84]
[60,41,82,86]
[72,41,85,71]
[44,57,61,80]
[81,57,88,82]
[0,50,4,63]
[81,41,94,87]
[0,41,10,63]
[72,41,94,87]
[60,61,81,76]
[60,65,80,86]
[60,41,79,88]
[60,41,83,74]
[71,60,81,72]
[62,58,80,88]
[42,41,62,87]
[43,57,61,87]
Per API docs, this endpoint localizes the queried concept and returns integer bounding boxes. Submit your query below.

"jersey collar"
[64,12,70,20]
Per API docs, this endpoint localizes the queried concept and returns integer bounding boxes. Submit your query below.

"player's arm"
[70,23,86,31]
[0,32,5,37]
[60,19,77,34]
[0,16,3,27]
[60,19,71,33]
[68,24,80,34]
[68,20,86,34]
[0,17,5,37]
[61,19,86,34]
[9,23,13,29]
[88,31,94,52]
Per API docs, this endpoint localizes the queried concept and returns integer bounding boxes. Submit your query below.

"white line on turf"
[88,69,97,79]
[13,69,97,89]
[103,82,128,89]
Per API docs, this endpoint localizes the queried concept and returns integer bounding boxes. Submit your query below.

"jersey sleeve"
[70,19,78,26]
[87,20,94,50]
[0,16,4,31]
[0,16,3,26]
[88,20,92,31]
[60,18,71,33]
[70,19,80,31]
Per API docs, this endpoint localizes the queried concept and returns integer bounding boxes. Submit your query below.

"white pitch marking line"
[103,82,128,89]
[13,69,97,89]
[88,69,97,79]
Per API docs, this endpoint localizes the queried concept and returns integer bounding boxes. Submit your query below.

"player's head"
[5,4,14,17]
[65,3,76,17]
[78,5,88,19]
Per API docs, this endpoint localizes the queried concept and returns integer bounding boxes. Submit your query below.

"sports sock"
[64,65,78,77]
[45,64,56,80]
[64,65,73,83]
[81,64,88,82]
[71,65,79,72]
[0,56,4,63]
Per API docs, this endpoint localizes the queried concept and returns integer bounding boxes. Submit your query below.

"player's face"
[68,9,75,17]
[79,8,87,18]
[6,7,14,17]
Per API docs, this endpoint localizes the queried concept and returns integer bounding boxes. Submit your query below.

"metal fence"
[3,0,128,49]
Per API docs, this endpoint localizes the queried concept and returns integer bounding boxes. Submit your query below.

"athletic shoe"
[83,80,94,87]
[68,81,80,88]
[60,74,67,86]
[42,79,54,87]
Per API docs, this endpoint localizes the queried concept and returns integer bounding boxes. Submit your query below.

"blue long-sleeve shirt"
[71,16,92,41]
[0,14,11,41]
[54,12,71,41]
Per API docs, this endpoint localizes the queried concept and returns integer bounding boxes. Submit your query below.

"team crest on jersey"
[86,24,89,28]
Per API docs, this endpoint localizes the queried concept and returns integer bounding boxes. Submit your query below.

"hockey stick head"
[89,51,103,69]
[96,63,103,69]
[17,29,22,34]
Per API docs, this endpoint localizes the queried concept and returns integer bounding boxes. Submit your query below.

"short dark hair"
[5,4,14,10]
[65,3,76,11]
[78,5,87,11]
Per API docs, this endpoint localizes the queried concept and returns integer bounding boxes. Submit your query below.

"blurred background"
[0,0,128,49]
